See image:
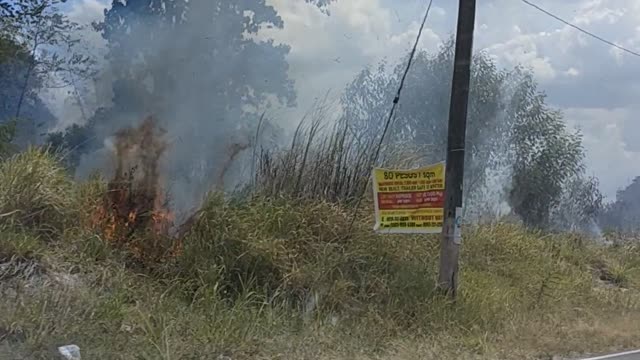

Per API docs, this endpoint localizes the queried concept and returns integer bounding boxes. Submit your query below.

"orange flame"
[88,116,180,264]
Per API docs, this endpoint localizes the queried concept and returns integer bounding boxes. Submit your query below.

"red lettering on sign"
[377,191,444,210]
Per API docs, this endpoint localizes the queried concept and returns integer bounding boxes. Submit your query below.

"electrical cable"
[521,0,640,58]
[347,0,435,232]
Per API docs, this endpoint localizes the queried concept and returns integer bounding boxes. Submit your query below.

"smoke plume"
[76,0,294,217]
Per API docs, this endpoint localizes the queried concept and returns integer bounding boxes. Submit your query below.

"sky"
[49,0,640,200]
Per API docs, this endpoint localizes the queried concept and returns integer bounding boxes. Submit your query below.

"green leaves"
[0,0,96,90]
[508,85,590,229]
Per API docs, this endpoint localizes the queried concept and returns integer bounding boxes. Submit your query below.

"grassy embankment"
[1,146,640,359]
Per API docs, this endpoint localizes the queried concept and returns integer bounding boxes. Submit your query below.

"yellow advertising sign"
[372,162,445,234]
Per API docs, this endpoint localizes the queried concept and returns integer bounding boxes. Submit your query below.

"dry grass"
[2,147,640,359]
[254,115,433,204]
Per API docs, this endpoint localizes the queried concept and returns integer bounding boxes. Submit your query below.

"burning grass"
[88,117,180,266]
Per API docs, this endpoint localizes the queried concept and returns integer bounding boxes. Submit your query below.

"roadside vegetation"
[1,146,640,360]
[1,1,638,359]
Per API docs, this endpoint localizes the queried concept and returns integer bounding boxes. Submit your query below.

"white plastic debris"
[58,344,81,360]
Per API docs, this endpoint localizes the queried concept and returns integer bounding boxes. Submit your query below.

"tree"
[80,0,330,211]
[0,34,56,147]
[343,41,511,211]
[506,71,588,228]
[0,0,94,145]
[551,175,603,232]
[46,122,96,170]
[0,0,94,114]
[94,0,296,117]
[342,41,595,228]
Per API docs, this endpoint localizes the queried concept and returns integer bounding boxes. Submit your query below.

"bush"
[0,148,73,234]
[174,193,436,315]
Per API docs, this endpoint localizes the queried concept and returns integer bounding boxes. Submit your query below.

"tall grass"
[254,112,434,203]
[0,148,73,234]
[174,193,431,313]
[171,192,639,339]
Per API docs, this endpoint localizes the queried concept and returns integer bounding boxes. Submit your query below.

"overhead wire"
[347,0,434,231]
[346,0,638,233]
[521,0,640,58]
[371,0,434,167]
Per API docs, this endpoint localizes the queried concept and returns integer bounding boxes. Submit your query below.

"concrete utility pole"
[437,0,477,297]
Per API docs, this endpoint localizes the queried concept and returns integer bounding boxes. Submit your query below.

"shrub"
[174,193,436,315]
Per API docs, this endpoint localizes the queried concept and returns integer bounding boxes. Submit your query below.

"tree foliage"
[0,0,94,147]
[0,34,55,147]
[506,71,590,227]
[342,41,599,228]
[551,175,603,232]
[343,42,512,208]
[94,0,296,117]
[0,0,95,96]
[45,121,96,170]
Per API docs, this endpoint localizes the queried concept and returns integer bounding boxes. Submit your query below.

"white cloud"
[48,0,640,197]
[565,107,640,198]
[573,0,624,26]
[389,21,441,53]
[262,0,444,124]
[475,0,640,195]
[484,32,558,81]
[67,0,107,22]
[565,67,580,76]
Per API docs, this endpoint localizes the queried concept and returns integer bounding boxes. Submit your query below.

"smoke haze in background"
[38,0,640,220]
[68,0,301,217]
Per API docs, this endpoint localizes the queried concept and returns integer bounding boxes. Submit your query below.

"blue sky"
[51,0,640,199]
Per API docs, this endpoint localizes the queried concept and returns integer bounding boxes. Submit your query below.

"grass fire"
[2,0,640,358]
[89,116,179,265]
